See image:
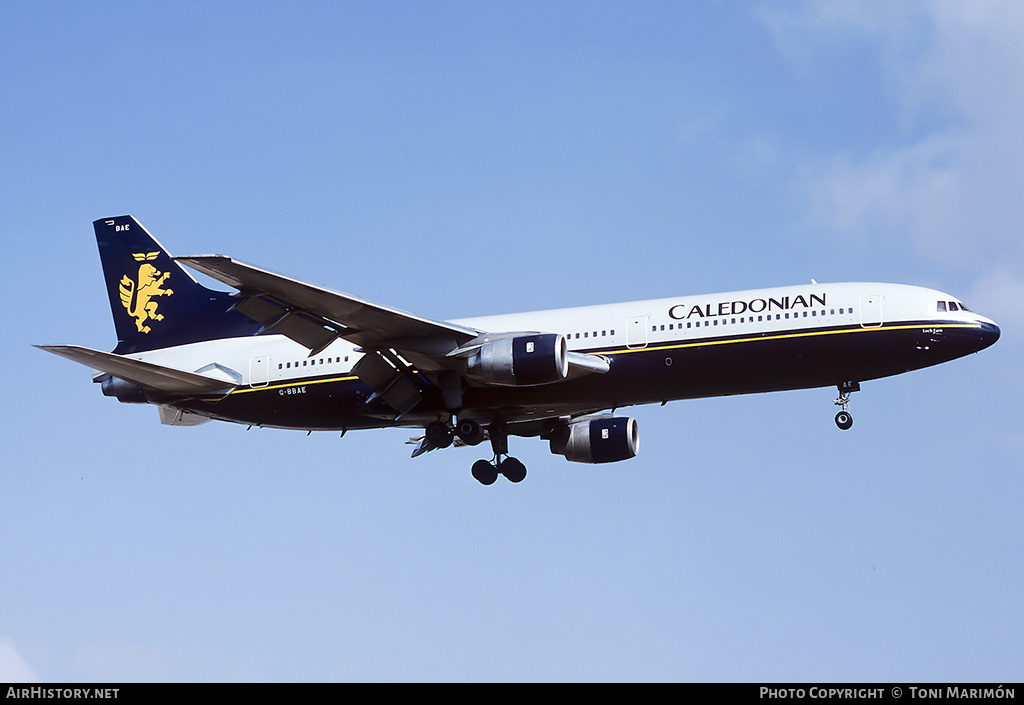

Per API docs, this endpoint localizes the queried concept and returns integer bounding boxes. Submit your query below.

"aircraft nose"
[979,320,1001,349]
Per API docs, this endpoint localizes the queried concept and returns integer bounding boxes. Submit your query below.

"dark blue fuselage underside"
[172,320,999,432]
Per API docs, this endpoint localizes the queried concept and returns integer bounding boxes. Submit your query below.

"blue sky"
[2,1,1021,682]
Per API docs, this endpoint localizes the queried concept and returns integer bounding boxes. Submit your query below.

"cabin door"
[859,295,882,328]
[249,355,270,388]
[626,315,649,349]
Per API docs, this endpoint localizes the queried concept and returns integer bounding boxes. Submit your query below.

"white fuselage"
[126,281,995,394]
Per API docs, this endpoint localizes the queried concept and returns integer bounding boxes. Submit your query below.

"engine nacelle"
[549,416,640,464]
[101,376,149,403]
[467,333,568,386]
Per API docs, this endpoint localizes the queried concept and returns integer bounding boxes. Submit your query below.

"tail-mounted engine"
[549,416,640,464]
[467,333,569,386]
[101,376,149,403]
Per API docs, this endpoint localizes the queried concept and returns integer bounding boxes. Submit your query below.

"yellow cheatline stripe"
[600,322,982,356]
[230,374,360,394]
[205,321,982,398]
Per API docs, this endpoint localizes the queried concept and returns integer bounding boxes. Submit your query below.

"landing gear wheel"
[455,419,485,446]
[472,459,498,485]
[425,421,453,449]
[835,411,853,430]
[498,457,527,483]
[833,382,858,431]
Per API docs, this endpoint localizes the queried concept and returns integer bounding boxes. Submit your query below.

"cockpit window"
[938,300,972,313]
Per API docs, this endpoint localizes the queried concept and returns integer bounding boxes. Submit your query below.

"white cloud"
[0,638,39,683]
[764,1,1024,271]
[804,133,962,247]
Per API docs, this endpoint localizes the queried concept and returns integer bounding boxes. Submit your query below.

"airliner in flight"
[40,216,1000,484]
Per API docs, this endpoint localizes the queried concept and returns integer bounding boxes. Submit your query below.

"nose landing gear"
[834,381,859,430]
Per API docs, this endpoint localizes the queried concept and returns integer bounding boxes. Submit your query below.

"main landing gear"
[470,420,527,485]
[425,418,487,449]
[834,381,860,430]
[471,456,526,485]
[424,418,527,484]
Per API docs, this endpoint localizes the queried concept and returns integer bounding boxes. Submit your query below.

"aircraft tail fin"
[94,216,258,353]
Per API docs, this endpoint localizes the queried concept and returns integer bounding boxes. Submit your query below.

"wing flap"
[231,295,343,354]
[36,345,236,395]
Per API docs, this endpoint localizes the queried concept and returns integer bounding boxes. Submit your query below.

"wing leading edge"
[175,255,481,353]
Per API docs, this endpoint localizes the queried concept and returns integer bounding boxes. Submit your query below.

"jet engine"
[101,376,149,403]
[549,416,640,464]
[466,333,568,386]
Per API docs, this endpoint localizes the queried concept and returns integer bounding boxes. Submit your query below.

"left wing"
[176,255,480,354]
[176,254,609,418]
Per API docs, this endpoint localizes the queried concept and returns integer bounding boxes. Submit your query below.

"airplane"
[39,216,1001,485]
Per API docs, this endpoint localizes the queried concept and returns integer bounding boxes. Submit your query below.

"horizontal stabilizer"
[36,345,236,395]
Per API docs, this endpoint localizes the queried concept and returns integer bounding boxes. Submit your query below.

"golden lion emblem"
[120,252,174,333]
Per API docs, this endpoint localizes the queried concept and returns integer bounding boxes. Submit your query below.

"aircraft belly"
[177,377,399,431]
